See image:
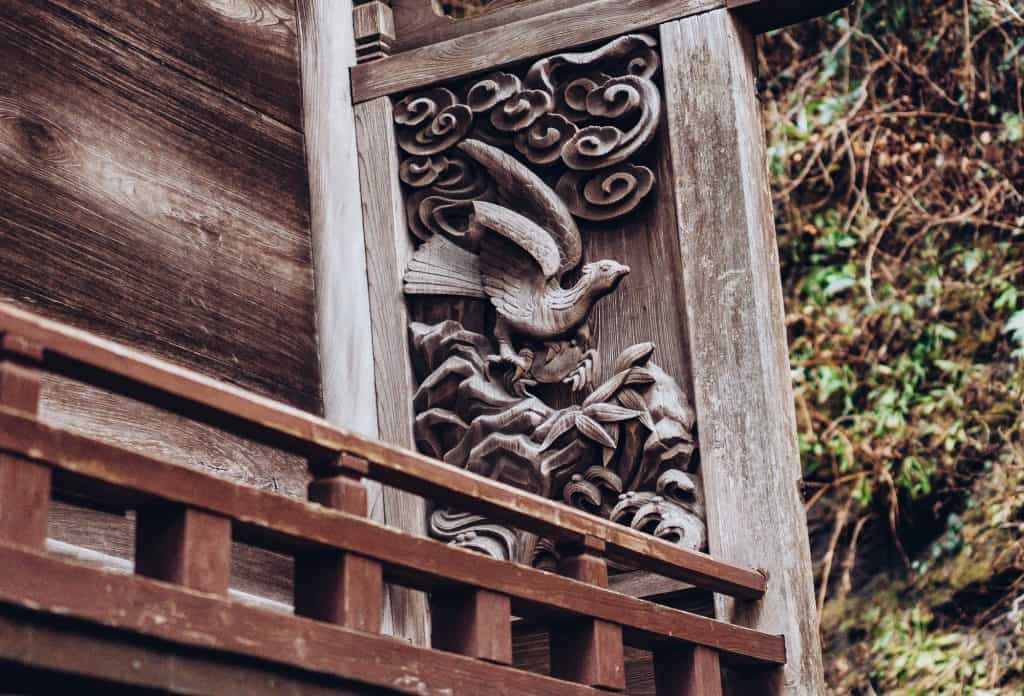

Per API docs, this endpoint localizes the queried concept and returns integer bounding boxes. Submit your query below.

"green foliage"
[762,0,1024,692]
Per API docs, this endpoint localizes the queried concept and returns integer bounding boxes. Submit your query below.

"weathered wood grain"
[584,117,693,389]
[390,0,562,52]
[0,1,319,412]
[351,0,721,102]
[353,96,431,645]
[0,408,786,665]
[40,371,303,605]
[0,545,605,696]
[39,373,310,497]
[550,549,625,690]
[45,0,303,129]
[661,10,824,695]
[296,0,380,441]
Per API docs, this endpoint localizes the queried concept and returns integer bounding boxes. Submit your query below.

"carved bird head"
[582,260,630,296]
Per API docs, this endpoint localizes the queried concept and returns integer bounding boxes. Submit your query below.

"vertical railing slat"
[0,343,49,550]
[654,645,723,696]
[549,537,625,691]
[431,587,512,664]
[135,505,232,595]
[295,464,384,633]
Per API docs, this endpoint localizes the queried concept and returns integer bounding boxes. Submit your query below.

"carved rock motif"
[413,321,707,564]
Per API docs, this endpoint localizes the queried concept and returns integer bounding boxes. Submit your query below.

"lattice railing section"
[0,303,783,695]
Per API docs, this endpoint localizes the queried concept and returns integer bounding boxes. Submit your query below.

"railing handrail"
[0,404,785,666]
[0,302,765,597]
[0,544,604,696]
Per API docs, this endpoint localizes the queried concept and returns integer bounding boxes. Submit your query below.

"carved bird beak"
[615,264,631,278]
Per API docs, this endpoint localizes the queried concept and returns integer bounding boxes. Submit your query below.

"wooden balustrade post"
[549,537,625,691]
[0,337,48,549]
[654,645,723,696]
[135,505,232,595]
[430,588,512,664]
[295,456,384,633]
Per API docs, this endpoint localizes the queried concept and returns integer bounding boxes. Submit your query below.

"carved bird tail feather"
[404,234,486,298]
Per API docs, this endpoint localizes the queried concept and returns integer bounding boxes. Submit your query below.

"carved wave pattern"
[393,33,662,232]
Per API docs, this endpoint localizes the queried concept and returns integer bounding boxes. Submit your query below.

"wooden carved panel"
[392,34,705,566]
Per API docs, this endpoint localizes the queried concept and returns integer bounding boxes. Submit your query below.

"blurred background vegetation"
[762,1,1023,692]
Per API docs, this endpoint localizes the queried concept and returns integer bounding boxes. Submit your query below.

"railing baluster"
[0,339,49,550]
[431,588,512,664]
[550,536,625,691]
[294,458,384,633]
[654,645,723,696]
[135,505,232,595]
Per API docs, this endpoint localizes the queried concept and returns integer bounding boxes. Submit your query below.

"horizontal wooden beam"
[0,545,601,696]
[0,408,785,666]
[350,0,722,103]
[0,605,368,695]
[0,304,767,599]
[727,0,851,33]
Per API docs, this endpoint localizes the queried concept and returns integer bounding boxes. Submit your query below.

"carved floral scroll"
[389,34,708,566]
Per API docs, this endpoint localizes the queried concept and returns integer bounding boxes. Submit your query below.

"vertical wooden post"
[549,538,625,691]
[135,505,232,595]
[297,0,422,641]
[661,9,824,695]
[430,589,512,664]
[353,94,431,645]
[295,0,380,441]
[294,469,384,633]
[0,342,48,550]
[654,646,723,696]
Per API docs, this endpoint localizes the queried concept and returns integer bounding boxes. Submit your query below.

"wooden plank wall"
[0,0,319,413]
[0,0,318,603]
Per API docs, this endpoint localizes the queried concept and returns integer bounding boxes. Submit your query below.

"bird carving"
[403,138,630,393]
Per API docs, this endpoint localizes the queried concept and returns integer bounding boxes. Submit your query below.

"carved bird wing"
[471,200,557,321]
[457,139,581,276]
[404,138,583,324]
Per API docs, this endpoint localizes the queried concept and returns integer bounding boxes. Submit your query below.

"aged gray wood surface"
[296,0,380,442]
[44,0,303,129]
[353,96,430,646]
[351,0,722,102]
[0,0,319,412]
[661,10,824,695]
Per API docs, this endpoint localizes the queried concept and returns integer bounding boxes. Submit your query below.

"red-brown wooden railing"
[0,303,783,694]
